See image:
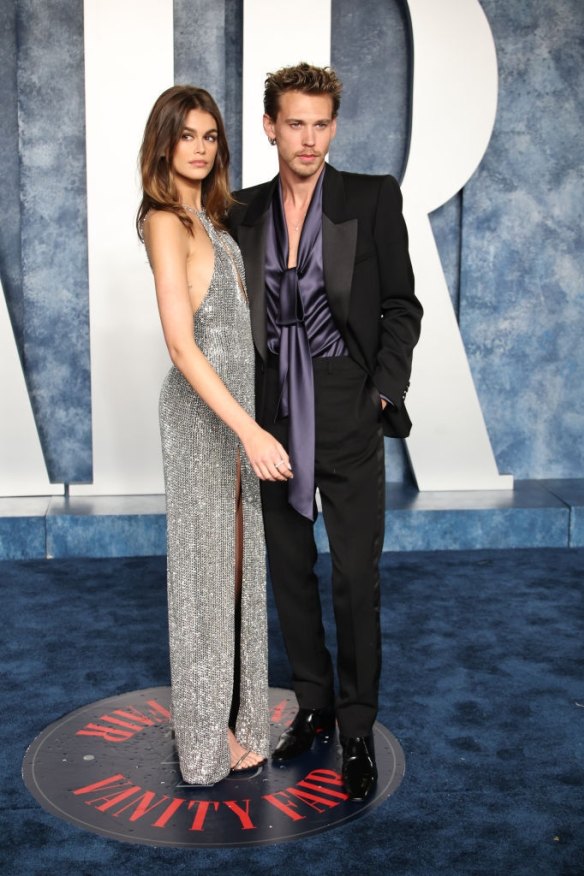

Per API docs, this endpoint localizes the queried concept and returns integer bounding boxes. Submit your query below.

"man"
[228,63,422,801]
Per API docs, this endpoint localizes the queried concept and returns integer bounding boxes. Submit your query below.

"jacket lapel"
[322,164,358,332]
[239,222,268,359]
[237,167,357,353]
[237,177,278,359]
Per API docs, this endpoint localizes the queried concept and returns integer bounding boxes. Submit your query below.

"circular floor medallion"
[23,687,405,847]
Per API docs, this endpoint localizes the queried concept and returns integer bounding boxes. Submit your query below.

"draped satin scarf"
[266,174,326,520]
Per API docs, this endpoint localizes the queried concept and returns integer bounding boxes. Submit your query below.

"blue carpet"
[2,548,583,874]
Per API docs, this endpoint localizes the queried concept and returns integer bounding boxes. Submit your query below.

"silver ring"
[274,460,284,469]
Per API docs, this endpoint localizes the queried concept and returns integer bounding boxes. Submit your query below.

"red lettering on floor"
[304,768,345,787]
[75,699,170,742]
[297,780,348,801]
[223,799,255,830]
[263,791,305,821]
[145,699,171,720]
[109,790,174,822]
[270,699,287,723]
[187,800,220,831]
[95,715,149,733]
[80,784,142,812]
[151,797,186,828]
[73,775,185,828]
[75,723,135,742]
[72,774,128,795]
[110,707,158,727]
[285,787,340,812]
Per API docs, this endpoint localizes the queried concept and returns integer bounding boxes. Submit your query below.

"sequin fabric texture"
[158,212,269,785]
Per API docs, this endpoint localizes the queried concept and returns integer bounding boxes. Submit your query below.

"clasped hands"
[241,424,293,482]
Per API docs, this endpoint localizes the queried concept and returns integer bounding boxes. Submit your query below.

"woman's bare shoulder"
[142,209,191,260]
[143,208,186,236]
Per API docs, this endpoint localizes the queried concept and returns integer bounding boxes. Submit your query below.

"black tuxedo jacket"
[227,163,422,438]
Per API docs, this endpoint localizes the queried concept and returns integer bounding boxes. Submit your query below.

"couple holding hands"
[137,62,422,802]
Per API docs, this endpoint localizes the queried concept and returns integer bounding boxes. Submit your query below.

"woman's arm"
[144,211,291,481]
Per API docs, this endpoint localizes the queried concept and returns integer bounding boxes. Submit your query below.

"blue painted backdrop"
[0,0,92,484]
[1,0,583,486]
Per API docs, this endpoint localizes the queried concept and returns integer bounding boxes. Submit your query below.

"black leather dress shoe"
[272,707,336,761]
[341,736,377,801]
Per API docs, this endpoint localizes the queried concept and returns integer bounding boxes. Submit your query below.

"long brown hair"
[136,85,234,239]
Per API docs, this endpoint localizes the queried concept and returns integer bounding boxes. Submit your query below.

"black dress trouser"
[259,354,386,738]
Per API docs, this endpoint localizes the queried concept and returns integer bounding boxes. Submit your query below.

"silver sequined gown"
[158,212,269,785]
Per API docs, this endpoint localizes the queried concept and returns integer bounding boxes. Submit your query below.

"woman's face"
[171,108,219,190]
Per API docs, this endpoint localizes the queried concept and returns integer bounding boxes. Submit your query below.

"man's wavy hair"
[264,62,342,121]
[136,85,233,239]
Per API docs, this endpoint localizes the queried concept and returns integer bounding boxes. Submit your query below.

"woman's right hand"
[240,423,293,482]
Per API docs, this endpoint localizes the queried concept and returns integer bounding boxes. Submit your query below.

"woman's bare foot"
[227,729,265,770]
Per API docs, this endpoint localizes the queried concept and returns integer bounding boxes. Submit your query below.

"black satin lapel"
[322,214,358,329]
[239,221,268,359]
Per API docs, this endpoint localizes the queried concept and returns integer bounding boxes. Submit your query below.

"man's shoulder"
[327,167,403,216]
[228,178,276,229]
[334,167,400,197]
[231,180,272,205]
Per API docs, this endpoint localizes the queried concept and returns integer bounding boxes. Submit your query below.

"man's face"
[264,91,337,180]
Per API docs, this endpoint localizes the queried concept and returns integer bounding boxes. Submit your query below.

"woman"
[137,85,292,785]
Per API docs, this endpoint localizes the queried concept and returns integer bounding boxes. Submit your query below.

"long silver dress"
[158,211,269,785]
